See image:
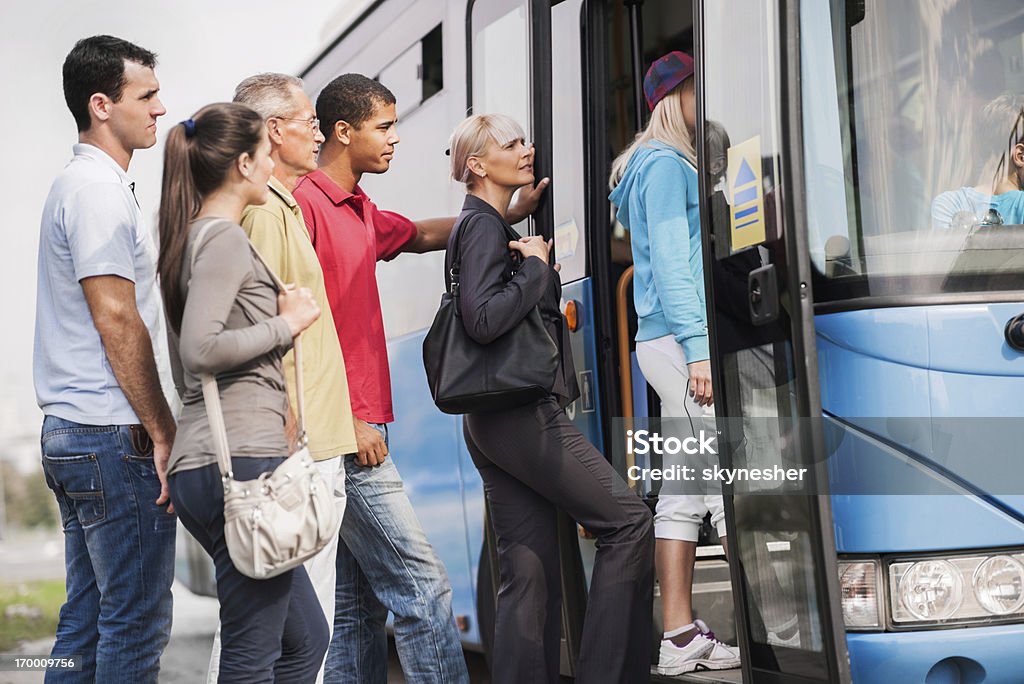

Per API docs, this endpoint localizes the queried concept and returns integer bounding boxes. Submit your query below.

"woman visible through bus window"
[157,103,328,682]
[608,52,742,675]
[931,94,1024,228]
[447,113,654,684]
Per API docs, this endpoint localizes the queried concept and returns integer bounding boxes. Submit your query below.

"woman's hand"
[687,359,714,407]
[508,235,552,265]
[278,285,320,336]
[506,174,550,224]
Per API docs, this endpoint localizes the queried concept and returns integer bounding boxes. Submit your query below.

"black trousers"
[465,397,654,684]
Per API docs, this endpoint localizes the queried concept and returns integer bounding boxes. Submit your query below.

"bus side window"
[471,0,531,235]
[377,23,444,119]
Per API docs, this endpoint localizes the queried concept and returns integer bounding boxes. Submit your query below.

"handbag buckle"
[449,267,460,297]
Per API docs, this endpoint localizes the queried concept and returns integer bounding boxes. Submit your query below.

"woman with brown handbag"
[157,102,327,683]
[445,113,654,684]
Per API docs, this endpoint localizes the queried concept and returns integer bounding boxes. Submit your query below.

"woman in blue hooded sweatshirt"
[609,52,741,676]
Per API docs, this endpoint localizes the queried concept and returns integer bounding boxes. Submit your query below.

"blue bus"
[177,1,1024,681]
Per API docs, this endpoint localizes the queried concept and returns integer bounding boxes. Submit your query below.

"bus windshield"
[804,0,1024,302]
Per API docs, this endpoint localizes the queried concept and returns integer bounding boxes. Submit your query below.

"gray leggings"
[465,397,654,684]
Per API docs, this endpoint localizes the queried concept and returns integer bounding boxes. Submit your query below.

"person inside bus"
[608,51,742,675]
[292,73,546,683]
[448,112,654,684]
[158,102,328,682]
[931,94,1024,228]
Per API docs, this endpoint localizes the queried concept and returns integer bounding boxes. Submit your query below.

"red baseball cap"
[643,51,695,111]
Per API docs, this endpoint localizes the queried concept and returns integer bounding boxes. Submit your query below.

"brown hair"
[157,102,264,333]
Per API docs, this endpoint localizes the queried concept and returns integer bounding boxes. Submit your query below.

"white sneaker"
[690,620,742,670]
[655,630,713,675]
[655,619,741,675]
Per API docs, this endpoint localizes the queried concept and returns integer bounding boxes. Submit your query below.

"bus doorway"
[592,0,747,660]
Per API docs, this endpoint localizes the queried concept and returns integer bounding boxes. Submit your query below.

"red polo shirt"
[293,169,418,424]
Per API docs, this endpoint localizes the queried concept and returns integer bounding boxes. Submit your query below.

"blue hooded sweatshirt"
[609,140,709,363]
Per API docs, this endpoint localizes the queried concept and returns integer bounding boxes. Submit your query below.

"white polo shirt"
[34,143,166,425]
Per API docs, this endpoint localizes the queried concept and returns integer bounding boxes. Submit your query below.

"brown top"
[167,218,293,475]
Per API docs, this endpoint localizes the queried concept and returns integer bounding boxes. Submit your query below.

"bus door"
[696,2,851,682]
[468,0,591,674]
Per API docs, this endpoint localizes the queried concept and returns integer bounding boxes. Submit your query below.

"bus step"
[651,669,743,684]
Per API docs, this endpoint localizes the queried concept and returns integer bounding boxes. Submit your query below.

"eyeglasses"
[271,115,320,132]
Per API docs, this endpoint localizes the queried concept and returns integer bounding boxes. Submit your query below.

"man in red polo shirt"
[294,73,546,683]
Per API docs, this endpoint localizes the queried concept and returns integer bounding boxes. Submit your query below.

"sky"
[0,0,365,471]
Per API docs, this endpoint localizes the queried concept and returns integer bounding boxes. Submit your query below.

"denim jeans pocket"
[128,424,154,458]
[124,425,159,478]
[371,422,389,448]
[41,452,105,528]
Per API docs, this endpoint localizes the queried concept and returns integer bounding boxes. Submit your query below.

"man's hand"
[154,439,175,514]
[82,275,177,515]
[507,176,551,224]
[353,418,388,467]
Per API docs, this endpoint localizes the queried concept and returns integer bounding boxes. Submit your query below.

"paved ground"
[1,536,490,684]
[5,581,491,683]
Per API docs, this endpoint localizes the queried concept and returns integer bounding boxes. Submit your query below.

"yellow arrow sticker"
[727,135,766,251]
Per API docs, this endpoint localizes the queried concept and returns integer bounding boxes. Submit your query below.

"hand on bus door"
[506,174,550,224]
[687,359,714,407]
[353,417,388,467]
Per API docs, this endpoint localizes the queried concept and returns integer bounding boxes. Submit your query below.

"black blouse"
[444,195,579,407]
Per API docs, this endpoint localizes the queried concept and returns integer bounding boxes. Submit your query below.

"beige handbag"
[191,220,339,580]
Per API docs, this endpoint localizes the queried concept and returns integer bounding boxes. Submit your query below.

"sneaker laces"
[694,619,725,646]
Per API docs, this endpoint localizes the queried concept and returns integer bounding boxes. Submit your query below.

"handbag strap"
[188,219,307,481]
[448,210,502,309]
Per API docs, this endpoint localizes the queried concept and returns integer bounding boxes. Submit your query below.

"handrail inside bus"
[616,266,636,488]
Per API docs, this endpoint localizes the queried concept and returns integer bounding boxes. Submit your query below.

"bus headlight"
[895,560,964,621]
[973,556,1024,616]
[838,561,881,629]
[888,551,1024,626]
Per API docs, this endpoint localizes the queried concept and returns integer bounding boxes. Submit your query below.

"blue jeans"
[324,424,468,684]
[170,458,329,684]
[40,416,177,684]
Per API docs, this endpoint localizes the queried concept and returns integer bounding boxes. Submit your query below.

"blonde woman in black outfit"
[445,114,654,684]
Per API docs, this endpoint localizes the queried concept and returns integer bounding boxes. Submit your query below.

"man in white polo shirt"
[34,35,176,683]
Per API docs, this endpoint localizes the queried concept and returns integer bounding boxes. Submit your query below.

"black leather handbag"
[422,214,559,414]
